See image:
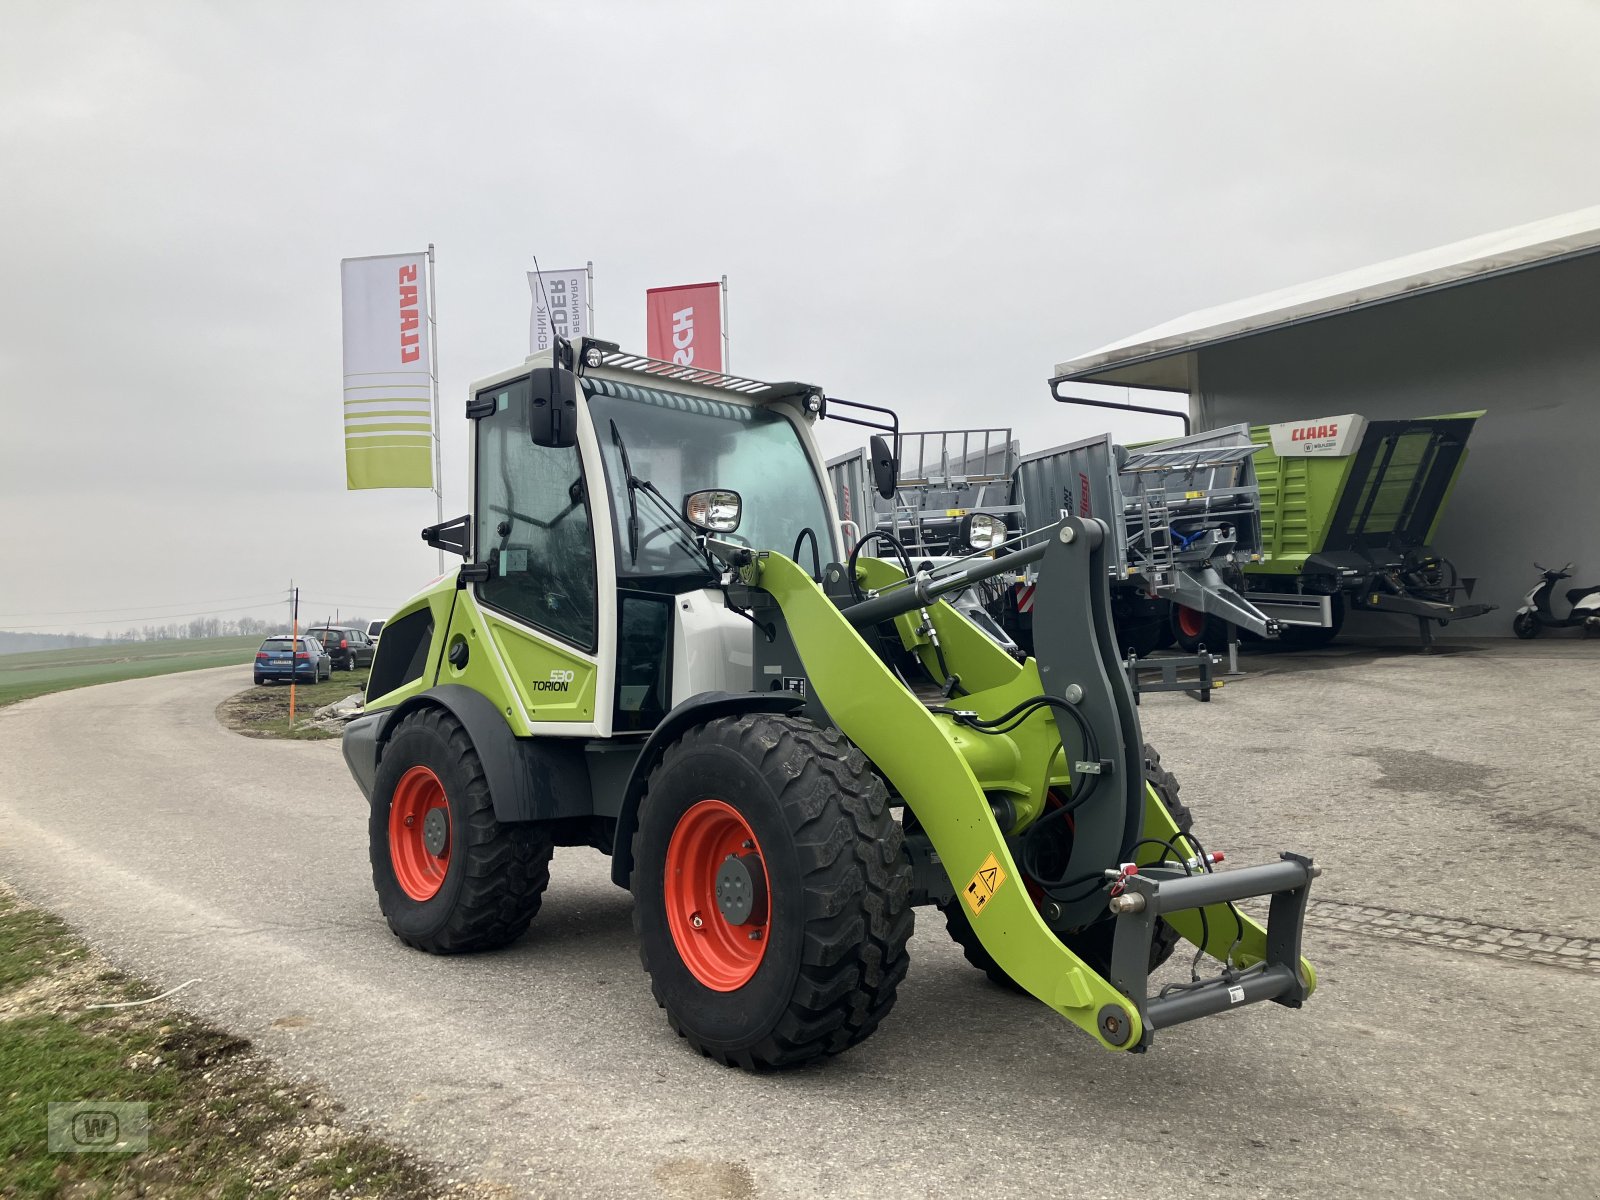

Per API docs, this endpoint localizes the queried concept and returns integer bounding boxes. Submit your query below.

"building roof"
[1054,204,1600,392]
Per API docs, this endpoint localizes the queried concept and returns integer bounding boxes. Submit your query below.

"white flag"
[529,267,590,354]
[340,251,434,490]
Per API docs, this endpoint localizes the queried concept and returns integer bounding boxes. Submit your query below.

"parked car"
[254,635,331,685]
[305,625,375,671]
[366,619,385,642]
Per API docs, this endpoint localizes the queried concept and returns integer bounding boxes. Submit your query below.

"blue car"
[254,635,332,685]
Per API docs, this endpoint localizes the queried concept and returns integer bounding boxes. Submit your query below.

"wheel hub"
[423,807,450,856]
[714,853,768,926]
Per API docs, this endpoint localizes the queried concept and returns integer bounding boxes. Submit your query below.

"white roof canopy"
[1055,204,1600,392]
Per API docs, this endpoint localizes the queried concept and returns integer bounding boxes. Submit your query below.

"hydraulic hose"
[840,538,1047,628]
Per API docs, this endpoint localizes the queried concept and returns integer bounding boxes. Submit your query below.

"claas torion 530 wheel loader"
[341,337,1321,1068]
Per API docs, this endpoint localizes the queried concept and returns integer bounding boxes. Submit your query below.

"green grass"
[0,890,453,1199]
[0,636,262,707]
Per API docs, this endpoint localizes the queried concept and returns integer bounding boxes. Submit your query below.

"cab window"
[474,375,598,650]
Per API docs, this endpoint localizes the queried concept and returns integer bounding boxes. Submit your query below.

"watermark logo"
[48,1102,148,1154]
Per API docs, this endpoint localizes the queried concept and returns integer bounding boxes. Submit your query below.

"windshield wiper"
[608,419,714,569]
[609,420,641,563]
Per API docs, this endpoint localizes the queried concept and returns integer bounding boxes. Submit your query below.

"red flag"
[646,282,722,371]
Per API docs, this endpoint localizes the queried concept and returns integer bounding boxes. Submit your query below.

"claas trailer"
[1242,411,1493,646]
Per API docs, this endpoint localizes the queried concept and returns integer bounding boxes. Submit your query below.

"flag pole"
[720,274,729,372]
[427,244,444,572]
[586,260,595,337]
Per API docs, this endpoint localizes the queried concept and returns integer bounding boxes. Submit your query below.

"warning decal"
[962,852,1008,918]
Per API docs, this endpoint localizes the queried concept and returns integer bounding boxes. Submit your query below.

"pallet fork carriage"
[343,337,1320,1066]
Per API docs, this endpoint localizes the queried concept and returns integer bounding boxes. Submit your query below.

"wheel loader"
[341,337,1321,1068]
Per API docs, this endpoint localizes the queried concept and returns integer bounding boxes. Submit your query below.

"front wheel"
[631,714,914,1070]
[1512,611,1540,639]
[369,708,552,953]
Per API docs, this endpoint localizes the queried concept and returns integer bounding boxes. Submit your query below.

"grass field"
[0,636,261,707]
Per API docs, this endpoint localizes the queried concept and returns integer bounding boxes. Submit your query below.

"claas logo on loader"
[530,669,575,693]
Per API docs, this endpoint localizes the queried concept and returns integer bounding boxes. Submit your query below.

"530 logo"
[530,669,575,693]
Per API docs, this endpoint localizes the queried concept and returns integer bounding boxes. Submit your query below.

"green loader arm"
[742,517,1317,1051]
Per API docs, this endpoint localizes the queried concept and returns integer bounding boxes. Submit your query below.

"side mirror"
[959,512,1007,553]
[684,489,742,533]
[869,434,898,500]
[422,514,471,558]
[529,367,580,448]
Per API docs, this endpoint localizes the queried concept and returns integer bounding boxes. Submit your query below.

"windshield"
[584,378,834,581]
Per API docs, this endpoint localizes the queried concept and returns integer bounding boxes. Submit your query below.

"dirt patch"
[216,673,367,741]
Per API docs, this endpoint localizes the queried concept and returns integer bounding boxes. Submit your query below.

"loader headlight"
[960,512,1006,553]
[684,489,743,533]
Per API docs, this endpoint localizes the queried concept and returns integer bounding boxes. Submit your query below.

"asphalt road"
[2,645,1597,1199]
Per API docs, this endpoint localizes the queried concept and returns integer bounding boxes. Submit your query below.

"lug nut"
[690,912,704,929]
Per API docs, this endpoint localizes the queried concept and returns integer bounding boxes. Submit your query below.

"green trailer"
[1241,411,1493,646]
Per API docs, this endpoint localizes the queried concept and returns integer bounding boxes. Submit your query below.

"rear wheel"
[631,713,914,1069]
[369,708,552,953]
[940,743,1193,989]
[1512,611,1539,639]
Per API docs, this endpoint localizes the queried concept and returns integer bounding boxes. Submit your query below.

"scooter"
[1513,563,1600,638]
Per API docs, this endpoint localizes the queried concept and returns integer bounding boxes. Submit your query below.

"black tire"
[1512,611,1539,640]
[940,742,1193,990]
[1281,593,1345,648]
[369,708,553,954]
[254,674,264,685]
[1118,619,1167,658]
[631,713,914,1070]
[1171,605,1230,654]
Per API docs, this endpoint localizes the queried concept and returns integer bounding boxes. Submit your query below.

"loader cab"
[464,343,843,736]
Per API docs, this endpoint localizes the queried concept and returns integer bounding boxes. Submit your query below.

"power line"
[3,599,288,631]
[0,591,283,620]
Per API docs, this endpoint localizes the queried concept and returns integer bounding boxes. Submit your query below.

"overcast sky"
[4,1,1599,635]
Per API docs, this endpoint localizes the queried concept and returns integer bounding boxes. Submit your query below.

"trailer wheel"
[940,743,1192,989]
[369,708,553,954]
[1118,619,1167,658]
[1281,593,1345,647]
[631,713,913,1069]
[1171,605,1230,654]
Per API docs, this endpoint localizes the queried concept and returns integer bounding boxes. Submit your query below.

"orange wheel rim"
[1177,606,1205,638]
[664,799,770,991]
[389,765,451,901]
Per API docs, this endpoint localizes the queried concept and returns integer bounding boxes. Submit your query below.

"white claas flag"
[340,252,434,490]
[528,267,589,354]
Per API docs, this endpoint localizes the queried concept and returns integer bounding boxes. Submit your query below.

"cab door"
[457,371,615,735]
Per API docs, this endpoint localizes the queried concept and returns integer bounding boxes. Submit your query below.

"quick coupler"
[1100,852,1319,1050]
